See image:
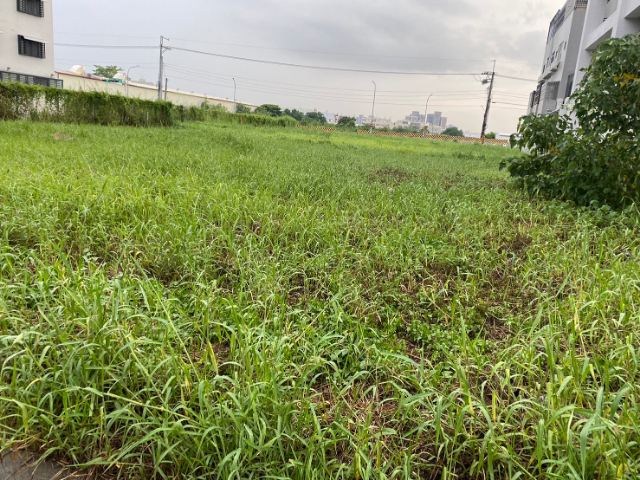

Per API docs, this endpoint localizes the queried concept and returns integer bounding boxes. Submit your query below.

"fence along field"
[0,118,639,479]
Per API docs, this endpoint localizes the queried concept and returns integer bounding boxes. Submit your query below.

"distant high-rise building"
[433,111,442,127]
[441,117,448,130]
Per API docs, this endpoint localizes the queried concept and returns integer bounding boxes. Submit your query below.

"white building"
[529,0,640,115]
[574,0,640,85]
[528,0,589,115]
[0,0,61,87]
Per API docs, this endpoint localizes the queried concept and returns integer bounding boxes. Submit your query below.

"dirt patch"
[369,168,420,185]
[52,132,74,142]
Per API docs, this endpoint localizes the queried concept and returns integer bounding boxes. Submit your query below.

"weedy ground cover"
[1,120,639,479]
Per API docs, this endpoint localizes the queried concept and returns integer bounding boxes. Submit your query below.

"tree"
[283,109,304,121]
[337,116,356,128]
[442,126,464,137]
[235,104,252,114]
[485,132,497,139]
[304,112,327,125]
[254,104,282,117]
[93,65,123,79]
[502,33,640,208]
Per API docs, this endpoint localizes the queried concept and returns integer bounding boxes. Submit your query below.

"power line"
[53,31,543,68]
[166,63,487,94]
[495,74,538,82]
[169,46,482,76]
[54,43,157,50]
[493,101,528,107]
[165,74,488,107]
[165,65,487,100]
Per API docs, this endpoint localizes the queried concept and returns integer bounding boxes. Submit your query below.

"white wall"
[56,71,257,112]
[574,0,640,84]
[0,0,55,78]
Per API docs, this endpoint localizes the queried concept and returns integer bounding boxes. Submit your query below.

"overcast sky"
[52,0,562,133]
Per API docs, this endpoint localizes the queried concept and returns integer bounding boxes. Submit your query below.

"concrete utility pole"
[370,81,377,134]
[481,60,496,141]
[126,65,139,97]
[158,36,170,100]
[422,93,433,137]
[233,78,237,112]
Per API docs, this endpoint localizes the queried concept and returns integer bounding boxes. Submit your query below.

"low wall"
[56,71,256,113]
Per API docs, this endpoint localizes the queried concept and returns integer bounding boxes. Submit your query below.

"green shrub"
[502,33,640,208]
[0,83,298,129]
[0,82,175,126]
[235,104,252,114]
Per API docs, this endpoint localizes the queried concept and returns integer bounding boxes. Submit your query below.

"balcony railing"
[0,71,63,88]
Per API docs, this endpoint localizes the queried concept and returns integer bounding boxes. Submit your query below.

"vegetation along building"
[0,0,62,88]
[529,0,640,115]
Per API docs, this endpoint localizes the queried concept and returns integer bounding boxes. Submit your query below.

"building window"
[18,35,46,59]
[546,81,560,101]
[17,0,44,17]
[565,74,575,98]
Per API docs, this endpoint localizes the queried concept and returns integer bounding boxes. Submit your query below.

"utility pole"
[370,81,377,134]
[233,78,237,113]
[158,36,170,101]
[422,93,433,137]
[481,60,496,141]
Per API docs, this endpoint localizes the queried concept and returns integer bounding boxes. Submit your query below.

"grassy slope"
[0,120,639,479]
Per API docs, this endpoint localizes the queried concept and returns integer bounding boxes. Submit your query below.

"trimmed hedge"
[0,82,298,128]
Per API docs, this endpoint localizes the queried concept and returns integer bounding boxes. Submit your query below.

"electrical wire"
[54,43,157,49]
[53,32,542,68]
[169,46,482,76]
[165,65,487,100]
[166,63,489,95]
[495,74,538,82]
[166,74,489,107]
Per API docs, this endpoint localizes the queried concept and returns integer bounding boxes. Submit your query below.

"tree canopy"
[255,105,283,117]
[442,126,464,137]
[93,66,123,79]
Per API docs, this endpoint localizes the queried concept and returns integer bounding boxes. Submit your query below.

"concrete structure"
[528,0,589,115]
[529,0,640,115]
[574,0,640,85]
[55,69,257,112]
[0,0,60,87]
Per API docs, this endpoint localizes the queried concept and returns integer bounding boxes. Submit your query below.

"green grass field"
[1,120,639,479]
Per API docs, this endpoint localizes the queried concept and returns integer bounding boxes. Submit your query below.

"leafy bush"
[303,112,327,125]
[283,108,304,121]
[501,33,640,208]
[235,104,252,114]
[337,116,356,129]
[442,126,464,137]
[254,104,283,117]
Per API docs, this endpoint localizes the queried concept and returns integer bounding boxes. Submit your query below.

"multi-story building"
[574,0,640,85]
[0,0,61,87]
[528,0,589,115]
[529,0,639,115]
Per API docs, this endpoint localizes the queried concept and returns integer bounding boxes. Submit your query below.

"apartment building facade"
[529,0,640,115]
[574,0,640,85]
[528,0,589,115]
[0,0,61,87]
